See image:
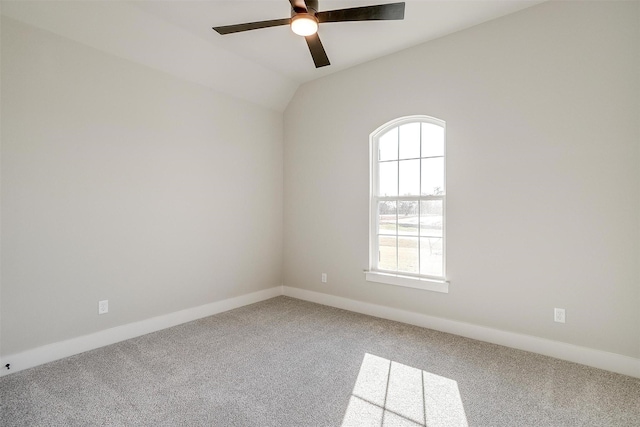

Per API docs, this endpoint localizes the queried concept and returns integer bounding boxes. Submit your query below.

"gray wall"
[284,1,640,358]
[1,17,283,356]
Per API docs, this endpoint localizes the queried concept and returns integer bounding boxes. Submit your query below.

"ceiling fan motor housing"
[292,0,318,16]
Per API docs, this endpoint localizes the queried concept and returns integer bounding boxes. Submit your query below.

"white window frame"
[366,115,449,293]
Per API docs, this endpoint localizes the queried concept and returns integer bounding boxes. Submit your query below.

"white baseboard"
[4,285,638,379]
[282,286,640,379]
[0,286,283,377]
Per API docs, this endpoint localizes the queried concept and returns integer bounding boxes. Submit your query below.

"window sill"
[365,271,449,293]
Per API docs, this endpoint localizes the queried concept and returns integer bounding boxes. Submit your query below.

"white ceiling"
[2,0,545,111]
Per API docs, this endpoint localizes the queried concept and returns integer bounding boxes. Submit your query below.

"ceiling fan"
[212,0,405,68]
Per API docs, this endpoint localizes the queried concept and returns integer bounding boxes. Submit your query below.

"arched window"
[367,116,448,293]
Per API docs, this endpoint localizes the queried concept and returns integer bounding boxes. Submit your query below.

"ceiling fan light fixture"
[291,14,318,36]
[212,1,406,68]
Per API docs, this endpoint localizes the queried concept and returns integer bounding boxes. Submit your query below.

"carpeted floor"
[1,296,639,426]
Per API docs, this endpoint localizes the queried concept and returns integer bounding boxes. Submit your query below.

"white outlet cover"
[98,300,109,315]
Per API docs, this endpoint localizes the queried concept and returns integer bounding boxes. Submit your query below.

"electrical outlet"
[98,300,109,315]
[321,273,327,283]
[554,308,565,323]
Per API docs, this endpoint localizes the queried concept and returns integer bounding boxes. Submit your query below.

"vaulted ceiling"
[1,1,545,111]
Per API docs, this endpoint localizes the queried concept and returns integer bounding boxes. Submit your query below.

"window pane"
[398,201,418,236]
[420,238,443,277]
[378,161,398,196]
[378,236,397,271]
[421,123,444,157]
[399,122,420,160]
[421,157,444,196]
[398,237,419,274]
[378,201,397,235]
[399,159,420,196]
[379,128,398,161]
[420,200,443,238]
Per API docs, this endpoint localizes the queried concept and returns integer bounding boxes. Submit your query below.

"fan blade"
[289,0,308,13]
[305,33,330,68]
[316,2,405,23]
[213,18,290,35]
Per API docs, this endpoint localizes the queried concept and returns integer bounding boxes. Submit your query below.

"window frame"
[367,115,449,293]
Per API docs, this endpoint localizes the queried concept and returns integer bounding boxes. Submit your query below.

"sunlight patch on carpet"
[342,353,468,427]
